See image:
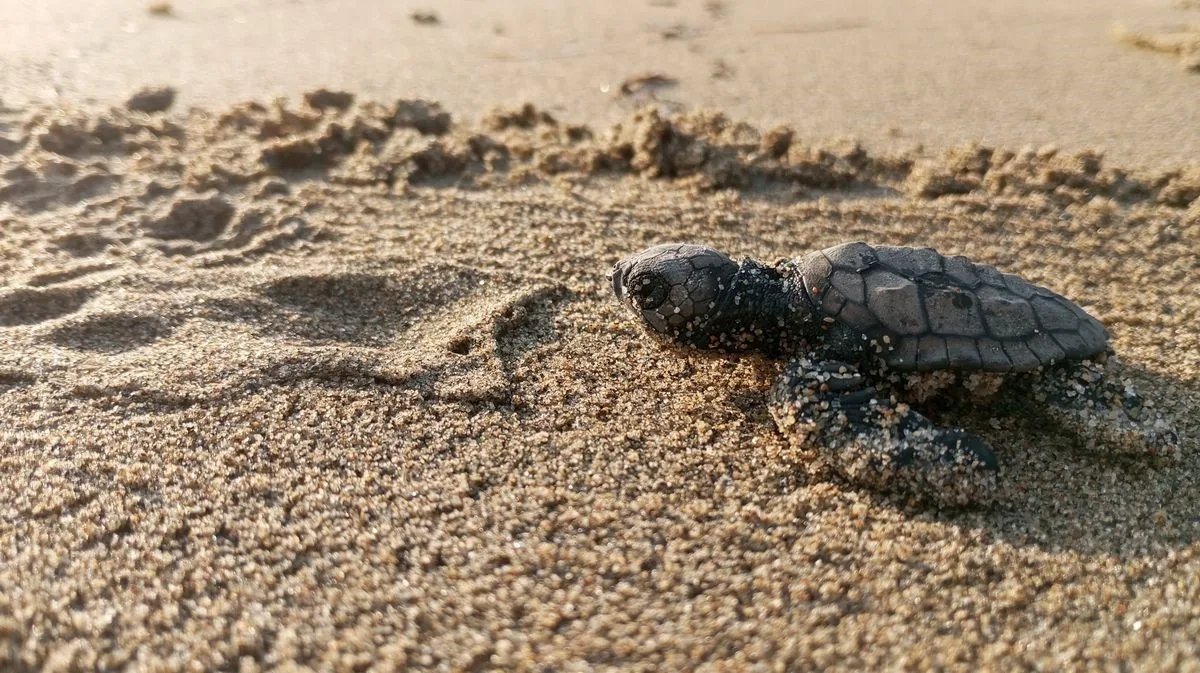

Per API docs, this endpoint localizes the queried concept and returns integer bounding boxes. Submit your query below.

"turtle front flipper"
[1021,359,1180,461]
[769,358,999,506]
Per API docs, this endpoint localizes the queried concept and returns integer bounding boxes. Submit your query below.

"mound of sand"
[1114,22,1200,72]
[1,94,1198,671]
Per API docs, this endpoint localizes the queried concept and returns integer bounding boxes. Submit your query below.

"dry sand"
[0,93,1198,671]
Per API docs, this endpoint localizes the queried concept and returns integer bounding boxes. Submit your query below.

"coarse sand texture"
[1,95,1199,671]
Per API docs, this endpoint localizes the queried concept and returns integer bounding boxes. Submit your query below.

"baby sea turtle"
[610,241,1178,504]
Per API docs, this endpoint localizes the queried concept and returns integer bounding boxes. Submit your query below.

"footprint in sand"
[200,262,567,402]
[382,277,566,403]
[0,165,121,213]
[3,261,565,402]
[0,369,36,393]
[50,232,117,258]
[46,313,174,354]
[137,193,310,259]
[253,265,491,345]
[142,193,237,243]
[0,286,94,326]
[25,262,116,288]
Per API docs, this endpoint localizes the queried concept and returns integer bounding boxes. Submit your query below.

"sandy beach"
[2,1,1200,671]
[5,0,1200,166]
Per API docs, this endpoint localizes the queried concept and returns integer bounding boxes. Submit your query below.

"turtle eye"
[628,272,670,311]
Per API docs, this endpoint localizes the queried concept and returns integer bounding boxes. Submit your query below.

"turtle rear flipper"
[1023,359,1180,461]
[769,358,999,506]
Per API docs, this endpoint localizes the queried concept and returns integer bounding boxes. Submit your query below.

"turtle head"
[609,243,741,349]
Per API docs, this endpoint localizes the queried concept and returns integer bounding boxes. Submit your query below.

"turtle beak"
[609,261,628,301]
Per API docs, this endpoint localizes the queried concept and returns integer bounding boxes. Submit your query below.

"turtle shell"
[793,241,1109,372]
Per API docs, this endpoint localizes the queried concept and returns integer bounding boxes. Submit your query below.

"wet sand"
[4,0,1200,166]
[0,94,1198,670]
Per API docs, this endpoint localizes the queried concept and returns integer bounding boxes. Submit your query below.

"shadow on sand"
[857,361,1199,559]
